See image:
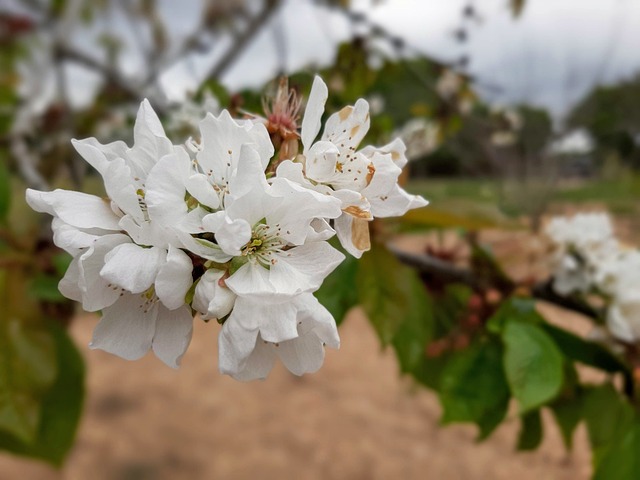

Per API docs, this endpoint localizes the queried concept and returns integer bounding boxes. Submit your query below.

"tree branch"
[204,0,281,82]
[388,244,601,321]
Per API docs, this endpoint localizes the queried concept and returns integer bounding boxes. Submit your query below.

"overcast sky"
[14,0,640,122]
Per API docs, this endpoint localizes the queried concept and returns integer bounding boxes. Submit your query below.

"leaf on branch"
[391,279,434,373]
[0,318,57,445]
[0,323,85,466]
[502,321,564,413]
[517,409,543,451]
[542,323,630,377]
[583,383,634,464]
[593,416,640,480]
[550,393,583,451]
[357,242,429,344]
[439,339,510,440]
[0,159,10,224]
[315,253,359,326]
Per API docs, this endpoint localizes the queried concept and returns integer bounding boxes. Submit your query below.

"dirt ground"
[0,229,598,480]
[0,310,592,480]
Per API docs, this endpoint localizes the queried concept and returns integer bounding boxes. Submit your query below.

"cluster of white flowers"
[545,213,640,344]
[26,76,427,380]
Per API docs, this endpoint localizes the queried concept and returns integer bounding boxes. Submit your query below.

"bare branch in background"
[204,0,281,82]
[10,135,49,191]
[389,243,601,321]
[57,45,142,101]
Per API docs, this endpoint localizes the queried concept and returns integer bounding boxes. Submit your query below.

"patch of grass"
[407,175,640,216]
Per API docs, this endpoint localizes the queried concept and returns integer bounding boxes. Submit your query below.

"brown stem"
[388,244,601,322]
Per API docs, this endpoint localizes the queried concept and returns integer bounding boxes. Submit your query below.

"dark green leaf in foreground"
[439,339,510,440]
[486,297,541,334]
[29,275,68,303]
[0,323,85,466]
[549,391,583,451]
[582,383,634,464]
[542,323,630,376]
[315,253,359,326]
[502,321,564,413]
[0,318,57,444]
[594,416,640,480]
[357,242,427,344]
[517,409,543,451]
[0,159,10,223]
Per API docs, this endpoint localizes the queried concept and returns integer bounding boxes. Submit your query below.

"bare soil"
[0,229,597,480]
[0,310,592,480]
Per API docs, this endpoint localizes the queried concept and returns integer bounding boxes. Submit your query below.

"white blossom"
[544,212,618,295]
[279,76,427,258]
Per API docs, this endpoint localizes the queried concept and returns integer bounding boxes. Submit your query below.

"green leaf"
[0,159,10,223]
[487,297,541,334]
[0,323,85,466]
[391,278,434,373]
[550,393,583,450]
[503,321,564,413]
[51,253,72,278]
[357,242,425,344]
[0,318,57,444]
[439,339,510,439]
[542,323,630,376]
[583,383,634,463]
[315,253,359,326]
[594,416,640,480]
[29,275,67,303]
[517,409,543,451]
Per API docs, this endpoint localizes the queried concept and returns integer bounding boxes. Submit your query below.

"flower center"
[240,223,285,268]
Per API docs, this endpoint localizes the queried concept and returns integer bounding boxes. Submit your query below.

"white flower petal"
[276,332,326,376]
[152,304,193,368]
[297,293,340,349]
[185,173,220,209]
[26,188,121,231]
[128,99,173,177]
[322,98,370,152]
[197,110,273,179]
[360,137,408,169]
[101,243,166,294]
[304,141,340,183]
[334,214,368,258]
[301,76,329,154]
[89,293,158,361]
[58,256,82,303]
[51,218,100,255]
[225,262,275,298]
[146,148,192,228]
[176,230,232,263]
[79,234,131,311]
[268,242,345,295]
[227,338,276,381]
[155,245,193,310]
[227,144,269,201]
[607,302,639,343]
[192,269,236,320]
[101,159,145,222]
[218,319,264,379]
[368,184,428,218]
[214,217,252,257]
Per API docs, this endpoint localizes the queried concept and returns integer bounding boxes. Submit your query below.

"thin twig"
[10,135,49,191]
[204,0,281,81]
[388,244,601,321]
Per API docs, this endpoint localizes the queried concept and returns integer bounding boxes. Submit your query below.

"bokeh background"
[1,0,640,478]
